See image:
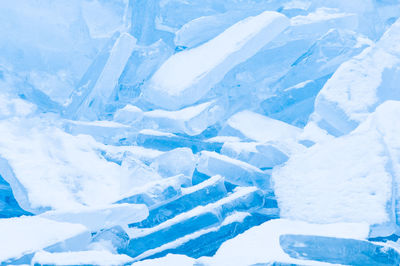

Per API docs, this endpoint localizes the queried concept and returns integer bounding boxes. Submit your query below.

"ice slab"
[280,234,400,265]
[32,250,133,266]
[142,212,272,260]
[274,101,400,236]
[90,225,130,254]
[143,11,289,110]
[0,174,31,218]
[71,33,137,120]
[204,219,369,266]
[197,151,271,190]
[221,111,302,143]
[63,119,136,145]
[150,148,196,178]
[116,174,191,207]
[130,175,227,229]
[126,187,264,258]
[0,119,140,213]
[311,17,400,136]
[136,129,223,153]
[220,142,289,170]
[40,204,148,232]
[116,39,173,106]
[0,216,90,263]
[174,11,251,49]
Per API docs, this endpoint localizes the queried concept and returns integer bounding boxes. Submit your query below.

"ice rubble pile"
[1,0,400,265]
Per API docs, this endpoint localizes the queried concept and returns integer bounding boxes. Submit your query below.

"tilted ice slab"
[32,250,133,266]
[69,32,137,120]
[202,219,369,266]
[221,110,302,143]
[40,203,148,232]
[197,151,270,190]
[0,216,90,263]
[274,101,400,237]
[0,118,139,213]
[311,16,400,136]
[143,11,290,110]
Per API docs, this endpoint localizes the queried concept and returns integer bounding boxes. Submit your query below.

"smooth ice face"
[143,11,290,110]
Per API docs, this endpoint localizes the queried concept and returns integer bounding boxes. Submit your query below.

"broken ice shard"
[143,11,290,110]
[197,151,271,190]
[280,234,400,265]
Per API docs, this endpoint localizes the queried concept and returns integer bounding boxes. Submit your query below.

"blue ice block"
[280,234,400,265]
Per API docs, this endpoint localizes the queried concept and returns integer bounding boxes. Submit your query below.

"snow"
[132,254,195,266]
[0,119,140,212]
[0,216,89,262]
[313,16,400,135]
[32,250,133,266]
[274,101,400,236]
[40,203,148,232]
[143,11,290,109]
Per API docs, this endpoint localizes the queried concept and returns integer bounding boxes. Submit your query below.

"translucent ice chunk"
[32,250,133,266]
[0,174,31,218]
[143,11,289,110]
[0,216,90,264]
[130,175,227,228]
[115,100,225,136]
[280,234,400,265]
[150,148,196,178]
[126,187,264,258]
[136,129,223,153]
[40,204,148,232]
[91,226,130,253]
[116,174,191,207]
[174,11,250,49]
[143,100,225,136]
[142,212,272,260]
[220,142,289,170]
[197,151,271,190]
[74,33,137,120]
[116,39,173,106]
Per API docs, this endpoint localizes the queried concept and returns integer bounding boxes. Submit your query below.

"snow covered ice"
[2,0,400,265]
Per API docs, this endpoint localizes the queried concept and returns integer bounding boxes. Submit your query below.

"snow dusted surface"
[2,0,400,265]
[0,216,89,262]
